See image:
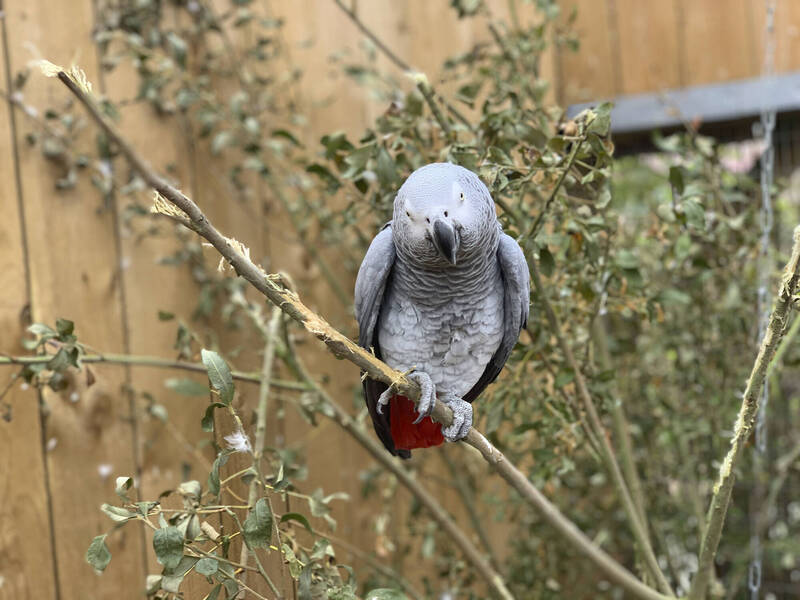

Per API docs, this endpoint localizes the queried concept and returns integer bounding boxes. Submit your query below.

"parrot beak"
[432,219,459,265]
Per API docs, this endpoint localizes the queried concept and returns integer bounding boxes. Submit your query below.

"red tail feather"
[390,395,445,450]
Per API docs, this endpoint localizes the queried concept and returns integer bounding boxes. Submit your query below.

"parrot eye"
[444,211,449,217]
[459,192,465,202]
[425,217,430,224]
[405,211,411,217]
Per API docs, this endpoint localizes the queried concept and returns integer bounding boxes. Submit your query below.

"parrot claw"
[376,387,394,415]
[407,372,436,424]
[440,394,472,442]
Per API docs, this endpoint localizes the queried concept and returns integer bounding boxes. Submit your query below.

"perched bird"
[354,163,530,458]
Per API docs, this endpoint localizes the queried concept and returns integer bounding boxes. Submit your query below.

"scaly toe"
[376,388,393,415]
[441,396,472,442]
[407,372,436,424]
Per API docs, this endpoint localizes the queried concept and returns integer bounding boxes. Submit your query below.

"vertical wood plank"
[614,0,682,95]
[2,0,145,597]
[93,2,225,594]
[0,9,59,597]
[556,0,619,104]
[679,0,758,85]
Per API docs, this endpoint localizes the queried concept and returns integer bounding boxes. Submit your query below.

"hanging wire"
[749,1,777,597]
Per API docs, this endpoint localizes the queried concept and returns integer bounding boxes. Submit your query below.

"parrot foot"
[439,394,472,442]
[375,371,436,424]
[408,372,436,424]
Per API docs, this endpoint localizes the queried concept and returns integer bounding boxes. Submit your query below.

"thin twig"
[56,69,671,600]
[0,352,308,391]
[689,227,800,600]
[415,77,452,137]
[527,132,587,240]
[240,307,283,598]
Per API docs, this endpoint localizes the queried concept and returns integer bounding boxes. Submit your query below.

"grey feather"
[354,223,410,458]
[354,223,394,350]
[462,232,530,403]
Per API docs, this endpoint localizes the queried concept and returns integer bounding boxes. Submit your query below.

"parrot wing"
[463,233,530,403]
[354,223,410,457]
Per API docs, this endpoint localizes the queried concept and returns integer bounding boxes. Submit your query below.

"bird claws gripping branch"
[440,393,472,442]
[408,371,436,423]
[375,370,436,423]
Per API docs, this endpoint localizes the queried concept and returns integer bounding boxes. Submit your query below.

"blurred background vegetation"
[1,1,799,599]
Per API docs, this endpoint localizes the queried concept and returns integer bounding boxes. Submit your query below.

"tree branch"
[689,227,800,600]
[240,307,284,598]
[0,352,307,391]
[55,68,672,600]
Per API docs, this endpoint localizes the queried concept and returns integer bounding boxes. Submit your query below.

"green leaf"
[223,579,239,598]
[668,165,685,195]
[86,534,112,571]
[306,163,341,193]
[243,498,273,549]
[101,503,135,523]
[456,81,482,105]
[161,556,197,593]
[153,526,184,570]
[202,402,226,433]
[28,323,56,338]
[166,32,188,68]
[211,130,233,155]
[201,349,234,404]
[587,102,612,136]
[614,250,639,269]
[46,347,79,371]
[195,557,219,577]
[165,378,209,396]
[177,480,202,501]
[55,318,74,338]
[207,584,222,600]
[207,452,228,498]
[554,371,575,389]
[539,246,555,277]
[271,128,302,147]
[365,589,409,600]
[280,512,313,534]
[145,575,162,594]
[115,476,133,501]
[149,404,168,423]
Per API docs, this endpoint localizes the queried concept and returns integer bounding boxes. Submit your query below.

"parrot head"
[392,163,497,267]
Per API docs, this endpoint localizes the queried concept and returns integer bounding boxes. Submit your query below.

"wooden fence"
[1,1,799,598]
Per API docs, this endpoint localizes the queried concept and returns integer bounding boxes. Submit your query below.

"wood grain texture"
[0,10,58,597]
[2,0,145,597]
[679,0,757,86]
[92,2,216,594]
[614,0,682,94]
[556,0,619,104]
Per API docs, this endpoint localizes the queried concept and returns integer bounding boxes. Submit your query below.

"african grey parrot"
[354,163,530,458]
